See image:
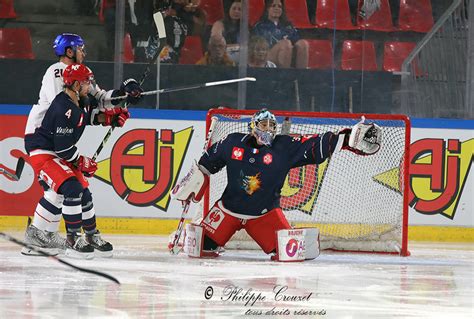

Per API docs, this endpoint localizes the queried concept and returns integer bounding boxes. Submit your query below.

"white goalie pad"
[171,161,210,203]
[183,224,205,258]
[275,228,320,262]
[348,117,382,155]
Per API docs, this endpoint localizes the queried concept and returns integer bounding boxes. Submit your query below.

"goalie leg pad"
[183,224,220,258]
[245,208,292,254]
[274,228,320,262]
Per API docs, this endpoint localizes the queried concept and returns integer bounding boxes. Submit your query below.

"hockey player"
[25,63,130,259]
[22,33,142,256]
[171,108,382,261]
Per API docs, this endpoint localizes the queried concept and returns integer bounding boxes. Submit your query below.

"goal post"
[200,108,411,256]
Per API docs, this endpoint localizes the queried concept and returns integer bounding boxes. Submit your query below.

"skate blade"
[65,249,94,260]
[94,250,113,258]
[21,246,59,256]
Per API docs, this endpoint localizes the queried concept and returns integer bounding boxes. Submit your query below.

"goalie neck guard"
[249,108,277,146]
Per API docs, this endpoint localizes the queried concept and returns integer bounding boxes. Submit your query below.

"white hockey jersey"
[25,61,117,136]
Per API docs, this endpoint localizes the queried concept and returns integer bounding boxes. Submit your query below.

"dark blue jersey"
[199,132,336,217]
[25,92,94,162]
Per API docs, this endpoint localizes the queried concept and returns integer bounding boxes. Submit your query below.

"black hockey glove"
[120,78,143,104]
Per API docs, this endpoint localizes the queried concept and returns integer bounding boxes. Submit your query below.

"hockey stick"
[92,11,166,161]
[169,116,219,255]
[0,157,25,181]
[110,77,257,100]
[0,232,120,285]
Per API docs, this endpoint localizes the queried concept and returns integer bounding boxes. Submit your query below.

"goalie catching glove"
[171,161,210,203]
[333,116,382,155]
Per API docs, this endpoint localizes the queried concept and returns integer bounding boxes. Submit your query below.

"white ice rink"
[0,234,472,318]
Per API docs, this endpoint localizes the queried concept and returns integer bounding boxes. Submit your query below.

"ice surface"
[0,234,472,318]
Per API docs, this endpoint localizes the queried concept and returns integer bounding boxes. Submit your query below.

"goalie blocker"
[182,224,320,261]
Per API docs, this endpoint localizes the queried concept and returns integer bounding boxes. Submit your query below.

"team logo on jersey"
[240,170,261,195]
[203,207,225,232]
[263,153,272,165]
[231,147,244,161]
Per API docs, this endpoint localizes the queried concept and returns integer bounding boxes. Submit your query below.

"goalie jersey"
[198,132,336,218]
[25,92,95,163]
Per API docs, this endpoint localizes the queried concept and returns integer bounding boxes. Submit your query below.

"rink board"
[0,105,473,241]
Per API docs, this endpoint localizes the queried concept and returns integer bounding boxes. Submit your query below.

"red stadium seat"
[123,32,135,63]
[0,0,17,19]
[249,0,264,26]
[383,41,415,72]
[356,0,394,31]
[0,28,35,59]
[286,0,314,28]
[341,40,377,71]
[199,0,224,25]
[398,0,434,32]
[316,0,357,30]
[179,35,204,64]
[383,41,423,75]
[306,39,334,69]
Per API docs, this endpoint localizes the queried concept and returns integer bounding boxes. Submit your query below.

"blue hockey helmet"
[53,33,84,57]
[249,108,277,146]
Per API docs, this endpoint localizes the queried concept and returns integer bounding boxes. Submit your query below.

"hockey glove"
[120,78,143,104]
[76,155,98,177]
[102,107,130,127]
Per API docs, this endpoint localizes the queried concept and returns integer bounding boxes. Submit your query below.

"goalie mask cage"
[201,109,410,256]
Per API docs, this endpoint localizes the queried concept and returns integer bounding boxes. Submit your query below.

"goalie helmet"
[63,64,93,86]
[249,108,277,146]
[53,33,84,57]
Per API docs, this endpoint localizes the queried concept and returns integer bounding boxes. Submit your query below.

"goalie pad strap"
[274,228,320,262]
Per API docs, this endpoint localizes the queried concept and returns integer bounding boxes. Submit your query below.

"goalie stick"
[92,11,166,161]
[109,77,257,100]
[0,231,120,285]
[0,157,25,181]
[169,116,219,255]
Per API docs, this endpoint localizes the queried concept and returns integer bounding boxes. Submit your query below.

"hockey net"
[199,109,410,256]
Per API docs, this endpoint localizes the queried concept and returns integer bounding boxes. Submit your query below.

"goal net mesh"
[199,110,409,255]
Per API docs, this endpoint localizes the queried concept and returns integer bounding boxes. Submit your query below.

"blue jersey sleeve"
[284,132,336,168]
[198,137,228,174]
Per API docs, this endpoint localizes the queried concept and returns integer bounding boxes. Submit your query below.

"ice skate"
[86,230,113,258]
[65,232,94,259]
[21,224,59,256]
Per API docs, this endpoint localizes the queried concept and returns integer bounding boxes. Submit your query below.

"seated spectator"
[248,36,277,68]
[211,0,244,63]
[175,0,207,36]
[252,0,308,68]
[196,34,236,66]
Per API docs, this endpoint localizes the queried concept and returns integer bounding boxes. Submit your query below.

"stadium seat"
[383,41,423,75]
[316,0,357,30]
[249,0,264,26]
[0,28,34,59]
[0,0,17,19]
[306,39,334,69]
[123,33,134,63]
[398,0,434,32]
[356,0,394,31]
[341,40,377,71]
[286,0,314,28]
[199,0,224,25]
[179,35,204,64]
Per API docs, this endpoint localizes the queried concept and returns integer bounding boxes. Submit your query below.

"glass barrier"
[0,0,470,118]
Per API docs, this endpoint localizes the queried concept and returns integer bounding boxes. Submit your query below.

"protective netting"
[201,110,410,255]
